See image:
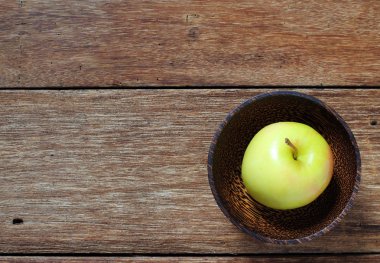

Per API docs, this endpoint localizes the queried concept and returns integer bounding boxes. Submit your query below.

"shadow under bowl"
[208,91,361,244]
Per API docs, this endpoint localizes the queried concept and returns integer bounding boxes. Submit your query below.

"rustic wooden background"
[0,0,379,262]
[1,0,379,87]
[0,89,378,262]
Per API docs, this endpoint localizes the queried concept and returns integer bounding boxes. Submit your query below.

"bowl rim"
[207,90,361,244]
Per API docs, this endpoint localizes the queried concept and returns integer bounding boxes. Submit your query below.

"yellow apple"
[241,122,334,210]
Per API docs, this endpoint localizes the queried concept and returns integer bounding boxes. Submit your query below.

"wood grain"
[0,89,379,253]
[0,255,379,263]
[0,1,379,87]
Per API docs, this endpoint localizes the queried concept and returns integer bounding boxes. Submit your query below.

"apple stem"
[285,138,298,160]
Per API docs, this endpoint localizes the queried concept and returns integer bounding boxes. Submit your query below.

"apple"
[241,122,334,210]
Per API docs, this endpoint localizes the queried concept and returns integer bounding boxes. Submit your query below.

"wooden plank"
[0,2,21,85]
[0,1,379,87]
[0,255,379,263]
[0,89,378,253]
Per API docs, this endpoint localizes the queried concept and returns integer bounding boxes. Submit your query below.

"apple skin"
[241,122,334,210]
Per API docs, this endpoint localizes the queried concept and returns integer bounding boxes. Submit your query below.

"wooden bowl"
[208,91,361,244]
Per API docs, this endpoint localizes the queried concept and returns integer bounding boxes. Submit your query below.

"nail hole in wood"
[12,218,23,225]
[370,120,377,126]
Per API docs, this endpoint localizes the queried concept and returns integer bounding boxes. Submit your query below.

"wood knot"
[13,218,24,225]
[188,27,200,41]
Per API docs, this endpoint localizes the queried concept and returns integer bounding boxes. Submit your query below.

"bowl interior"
[209,92,360,243]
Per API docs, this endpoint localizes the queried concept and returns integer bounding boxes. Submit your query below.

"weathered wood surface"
[0,89,378,254]
[1,1,380,87]
[0,255,379,263]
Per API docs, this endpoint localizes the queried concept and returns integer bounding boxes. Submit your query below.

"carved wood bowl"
[208,91,361,244]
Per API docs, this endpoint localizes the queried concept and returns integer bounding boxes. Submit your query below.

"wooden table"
[0,1,379,262]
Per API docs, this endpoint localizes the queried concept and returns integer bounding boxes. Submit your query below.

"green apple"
[241,122,334,210]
